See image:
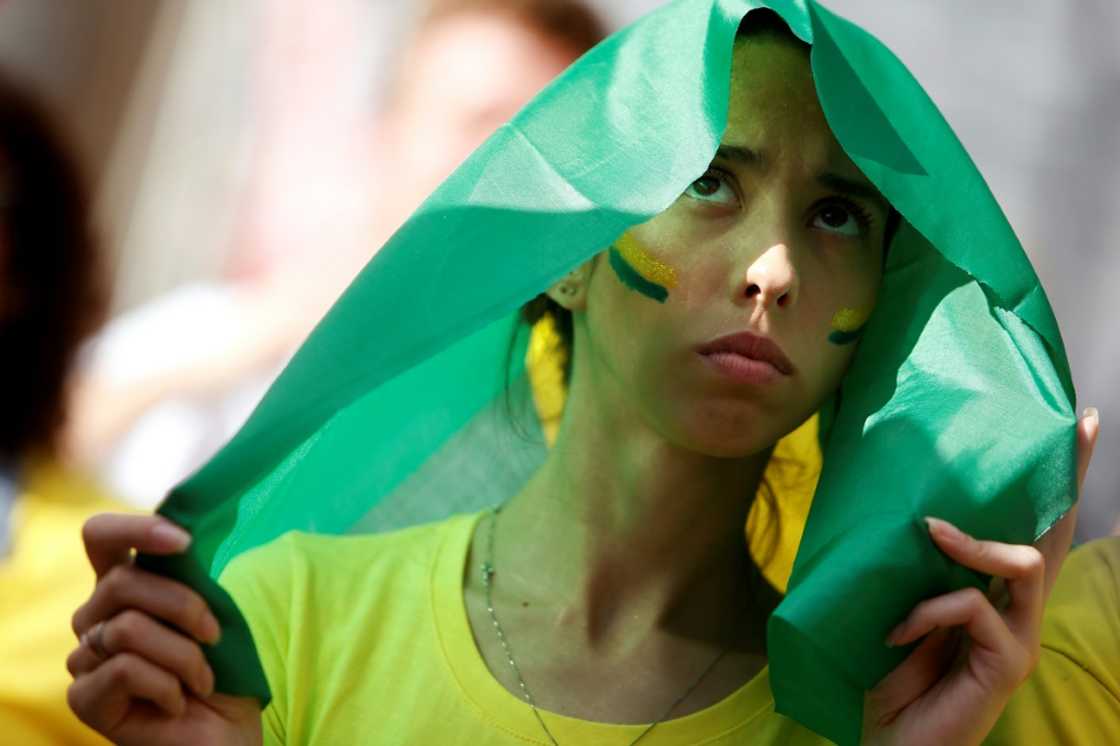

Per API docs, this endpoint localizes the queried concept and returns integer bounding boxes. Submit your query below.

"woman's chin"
[694,438,774,460]
[667,401,788,456]
[672,420,782,459]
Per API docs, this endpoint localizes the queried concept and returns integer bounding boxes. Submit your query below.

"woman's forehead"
[724,38,869,189]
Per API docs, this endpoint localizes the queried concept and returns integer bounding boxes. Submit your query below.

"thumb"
[1076,407,1099,491]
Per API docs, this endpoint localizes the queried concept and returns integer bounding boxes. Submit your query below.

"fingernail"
[1083,407,1100,425]
[925,516,966,544]
[884,623,904,647]
[151,522,192,551]
[203,613,222,645]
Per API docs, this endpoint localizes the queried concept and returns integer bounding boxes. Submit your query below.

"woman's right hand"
[68,514,262,746]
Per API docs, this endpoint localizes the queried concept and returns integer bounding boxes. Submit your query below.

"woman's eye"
[811,203,866,237]
[683,171,737,206]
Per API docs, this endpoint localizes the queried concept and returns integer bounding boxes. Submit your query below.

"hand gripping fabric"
[138,2,1076,743]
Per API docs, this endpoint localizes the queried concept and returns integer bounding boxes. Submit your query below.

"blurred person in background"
[64,0,607,508]
[366,0,607,249]
[0,69,117,746]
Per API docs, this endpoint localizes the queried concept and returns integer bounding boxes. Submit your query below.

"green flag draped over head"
[139,1,1077,743]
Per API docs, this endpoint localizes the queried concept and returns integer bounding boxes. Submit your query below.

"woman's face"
[570,34,891,457]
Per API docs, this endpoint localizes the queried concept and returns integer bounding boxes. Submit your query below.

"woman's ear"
[545,259,595,312]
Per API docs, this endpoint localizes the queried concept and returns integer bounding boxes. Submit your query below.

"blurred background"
[0,0,1114,529]
[0,1,1115,744]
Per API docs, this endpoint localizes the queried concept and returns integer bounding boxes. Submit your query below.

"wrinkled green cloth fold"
[140,1,1076,743]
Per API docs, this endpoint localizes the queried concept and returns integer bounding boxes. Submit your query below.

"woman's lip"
[696,331,795,376]
[699,350,784,384]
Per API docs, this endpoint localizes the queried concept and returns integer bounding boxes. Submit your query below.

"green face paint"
[608,246,668,302]
[608,232,679,303]
[828,306,872,345]
[828,327,864,345]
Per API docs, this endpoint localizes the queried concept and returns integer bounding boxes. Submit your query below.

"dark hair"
[419,0,607,57]
[736,7,808,46]
[0,71,107,461]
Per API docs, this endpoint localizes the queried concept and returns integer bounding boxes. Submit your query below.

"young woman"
[66,8,1098,746]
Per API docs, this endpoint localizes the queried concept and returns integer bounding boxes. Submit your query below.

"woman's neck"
[495,367,772,653]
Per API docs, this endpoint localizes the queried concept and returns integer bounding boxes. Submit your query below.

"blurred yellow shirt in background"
[0,459,118,746]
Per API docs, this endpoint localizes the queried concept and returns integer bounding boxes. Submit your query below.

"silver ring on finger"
[82,620,110,660]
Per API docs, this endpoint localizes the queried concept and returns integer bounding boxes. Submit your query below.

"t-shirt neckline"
[431,511,775,745]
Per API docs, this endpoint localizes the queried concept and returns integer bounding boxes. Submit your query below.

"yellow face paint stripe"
[831,306,872,333]
[614,232,679,290]
[829,306,873,345]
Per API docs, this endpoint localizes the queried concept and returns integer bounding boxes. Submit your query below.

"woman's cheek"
[827,304,873,347]
[606,231,681,305]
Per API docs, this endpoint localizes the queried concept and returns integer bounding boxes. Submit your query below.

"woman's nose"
[743,242,798,309]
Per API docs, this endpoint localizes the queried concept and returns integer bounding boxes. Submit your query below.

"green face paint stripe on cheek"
[828,327,865,345]
[608,246,668,303]
[614,232,679,289]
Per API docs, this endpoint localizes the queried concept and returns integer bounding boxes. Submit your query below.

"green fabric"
[142,1,1076,743]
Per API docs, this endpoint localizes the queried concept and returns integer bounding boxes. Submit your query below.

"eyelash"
[816,198,875,235]
[686,168,877,239]
[686,168,739,203]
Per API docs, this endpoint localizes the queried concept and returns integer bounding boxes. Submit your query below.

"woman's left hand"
[862,408,1100,746]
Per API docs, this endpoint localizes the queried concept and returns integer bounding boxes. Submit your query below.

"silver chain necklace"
[480,507,733,746]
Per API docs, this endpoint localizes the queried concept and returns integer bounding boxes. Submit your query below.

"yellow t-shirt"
[0,459,118,746]
[989,536,1120,744]
[221,512,1120,746]
[220,512,828,745]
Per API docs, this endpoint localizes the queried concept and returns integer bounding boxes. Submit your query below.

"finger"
[105,610,215,697]
[1076,407,1099,491]
[83,513,192,579]
[66,642,105,678]
[72,564,220,645]
[867,627,956,723]
[70,610,215,697]
[926,517,1045,638]
[1029,408,1099,595]
[886,587,1013,661]
[68,653,186,733]
[1033,504,1078,598]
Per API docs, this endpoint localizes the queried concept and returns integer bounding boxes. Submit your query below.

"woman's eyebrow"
[714,144,761,166]
[713,143,891,214]
[818,172,890,214]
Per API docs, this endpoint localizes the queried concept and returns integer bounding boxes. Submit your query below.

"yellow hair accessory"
[526,314,567,445]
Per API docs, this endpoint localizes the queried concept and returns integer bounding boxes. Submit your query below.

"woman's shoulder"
[1047,535,1120,609]
[21,456,124,511]
[989,536,1120,744]
[218,511,481,608]
[1041,536,1120,681]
